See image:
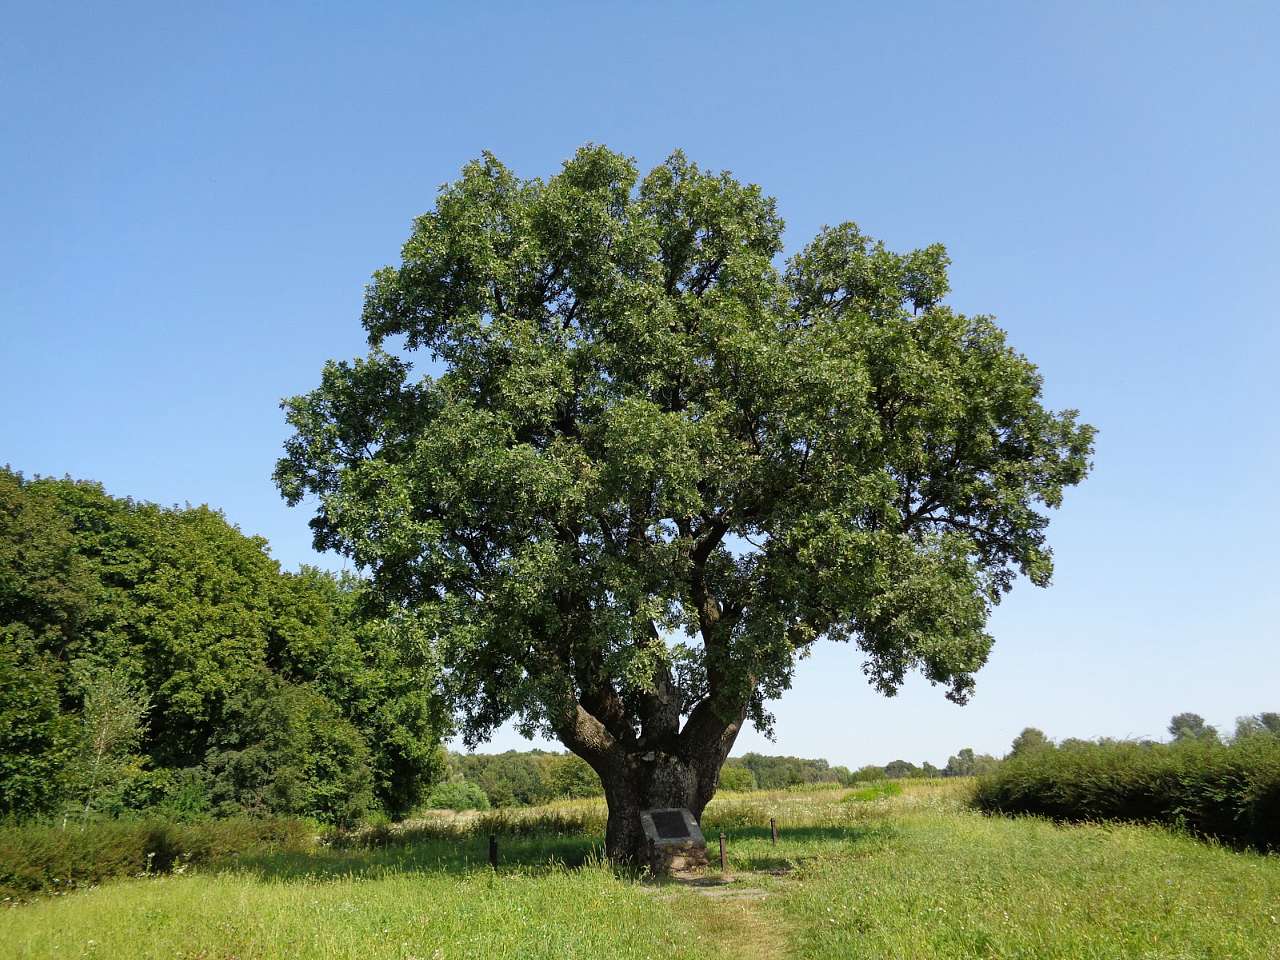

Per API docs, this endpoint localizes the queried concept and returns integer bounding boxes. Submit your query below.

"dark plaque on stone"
[639,807,707,876]
[652,809,691,840]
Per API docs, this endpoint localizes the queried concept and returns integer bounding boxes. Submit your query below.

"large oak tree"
[276,146,1094,861]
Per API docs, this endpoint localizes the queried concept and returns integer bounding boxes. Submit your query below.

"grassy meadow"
[4,781,1279,960]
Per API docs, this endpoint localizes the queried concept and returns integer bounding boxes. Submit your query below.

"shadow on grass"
[220,834,603,884]
[217,822,893,886]
[714,823,897,873]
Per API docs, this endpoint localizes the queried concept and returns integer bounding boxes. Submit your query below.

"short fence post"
[770,816,778,845]
[719,831,727,872]
[489,833,498,870]
[647,836,656,874]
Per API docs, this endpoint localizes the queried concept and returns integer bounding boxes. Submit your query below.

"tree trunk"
[594,731,742,863]
[553,683,750,864]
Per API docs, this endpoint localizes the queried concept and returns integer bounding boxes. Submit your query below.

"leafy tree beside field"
[1008,726,1052,758]
[0,469,447,823]
[943,748,999,777]
[1169,712,1220,744]
[277,145,1095,861]
[1233,712,1280,740]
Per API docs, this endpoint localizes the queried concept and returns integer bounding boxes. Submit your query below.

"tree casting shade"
[275,145,1095,861]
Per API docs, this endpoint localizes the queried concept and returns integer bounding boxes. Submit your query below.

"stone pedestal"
[640,807,708,877]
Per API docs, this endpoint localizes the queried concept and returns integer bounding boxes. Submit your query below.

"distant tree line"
[0,469,447,826]
[432,750,604,809]
[1000,712,1279,759]
[429,744,1014,810]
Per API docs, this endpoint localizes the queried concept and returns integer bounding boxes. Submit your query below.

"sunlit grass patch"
[5,779,1280,959]
[842,780,903,803]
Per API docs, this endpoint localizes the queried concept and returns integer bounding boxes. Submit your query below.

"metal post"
[770,817,778,845]
[489,833,497,869]
[719,831,727,871]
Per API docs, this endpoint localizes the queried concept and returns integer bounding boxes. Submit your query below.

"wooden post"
[647,836,656,874]
[770,816,778,845]
[719,831,727,872]
[489,833,497,869]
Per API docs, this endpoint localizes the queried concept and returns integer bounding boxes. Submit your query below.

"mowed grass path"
[4,782,1279,959]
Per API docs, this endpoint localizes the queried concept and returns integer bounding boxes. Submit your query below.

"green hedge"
[0,817,313,900]
[972,736,1280,850]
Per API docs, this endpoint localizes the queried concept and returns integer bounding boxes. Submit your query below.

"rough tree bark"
[555,691,749,863]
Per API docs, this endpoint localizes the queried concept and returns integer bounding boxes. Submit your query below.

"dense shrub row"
[972,736,1280,850]
[0,817,313,900]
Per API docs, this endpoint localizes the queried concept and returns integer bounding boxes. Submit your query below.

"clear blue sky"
[3,2,1277,768]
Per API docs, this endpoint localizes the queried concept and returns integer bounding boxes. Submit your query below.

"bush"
[718,764,757,792]
[0,817,312,900]
[205,680,375,827]
[121,767,212,822]
[424,780,490,811]
[0,627,74,819]
[843,780,903,802]
[972,736,1280,851]
[547,755,602,799]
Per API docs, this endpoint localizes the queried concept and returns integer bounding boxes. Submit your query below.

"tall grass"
[972,736,1280,849]
[5,782,1280,959]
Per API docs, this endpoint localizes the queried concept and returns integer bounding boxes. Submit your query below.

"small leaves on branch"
[276,146,1094,810]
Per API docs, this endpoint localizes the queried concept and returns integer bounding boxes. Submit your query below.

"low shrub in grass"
[0,817,313,900]
[972,735,1280,850]
[843,780,904,803]
[423,779,491,812]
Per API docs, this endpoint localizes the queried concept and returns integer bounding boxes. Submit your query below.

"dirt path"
[649,874,792,960]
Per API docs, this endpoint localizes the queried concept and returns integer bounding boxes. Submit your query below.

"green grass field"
[4,781,1278,959]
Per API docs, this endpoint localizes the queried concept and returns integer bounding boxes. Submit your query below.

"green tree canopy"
[0,469,446,823]
[1169,712,1219,744]
[717,762,757,792]
[1009,726,1053,758]
[943,748,1000,777]
[1233,713,1280,741]
[276,146,1094,859]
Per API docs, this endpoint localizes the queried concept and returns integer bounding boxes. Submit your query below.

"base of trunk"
[646,839,708,877]
[601,751,715,864]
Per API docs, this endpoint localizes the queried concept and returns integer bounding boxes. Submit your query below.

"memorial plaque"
[652,809,691,840]
[639,807,708,876]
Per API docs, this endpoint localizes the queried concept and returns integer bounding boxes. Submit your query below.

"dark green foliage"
[1008,727,1053,758]
[450,751,559,807]
[424,780,490,811]
[205,680,375,828]
[1169,712,1219,744]
[735,753,847,790]
[120,767,212,822]
[268,569,448,818]
[443,750,602,806]
[717,763,757,792]
[944,748,1000,777]
[972,737,1280,851]
[0,468,446,825]
[0,469,95,651]
[445,750,856,805]
[848,765,887,782]
[1234,713,1280,741]
[546,754,603,799]
[0,817,311,900]
[276,145,1094,834]
[0,627,75,818]
[883,759,921,779]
